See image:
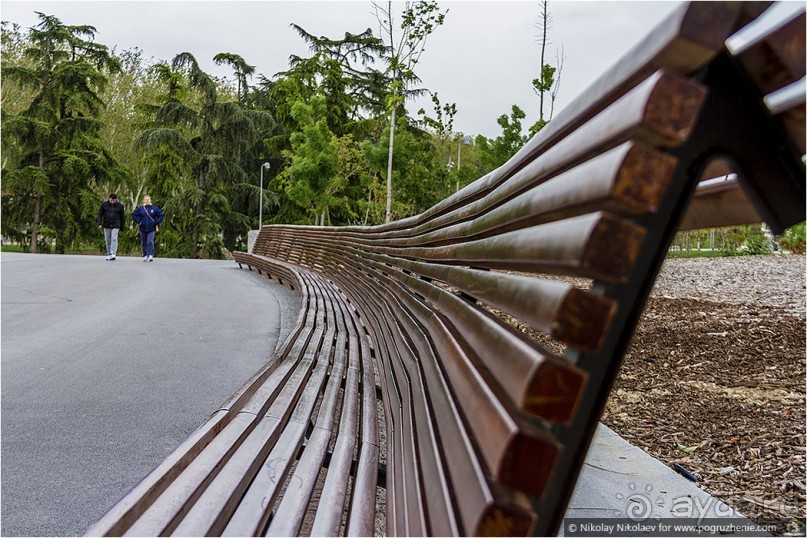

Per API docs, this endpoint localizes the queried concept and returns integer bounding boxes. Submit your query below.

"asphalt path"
[1,252,301,536]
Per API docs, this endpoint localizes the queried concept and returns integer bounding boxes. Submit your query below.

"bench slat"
[345,349,381,536]
[378,212,645,283]
[266,284,352,536]
[367,255,614,352]
[369,319,423,535]
[773,94,806,154]
[736,10,806,95]
[290,239,587,424]
[335,270,536,535]
[679,177,763,230]
[306,291,362,536]
[360,142,677,251]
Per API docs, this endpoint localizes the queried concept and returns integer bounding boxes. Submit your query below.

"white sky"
[1,1,804,138]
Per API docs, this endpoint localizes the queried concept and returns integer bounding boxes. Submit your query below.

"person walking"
[97,193,125,261]
[132,195,164,262]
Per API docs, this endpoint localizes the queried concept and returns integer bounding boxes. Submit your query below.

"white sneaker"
[143,256,148,262]
[110,255,116,261]
[105,255,112,260]
[148,256,154,262]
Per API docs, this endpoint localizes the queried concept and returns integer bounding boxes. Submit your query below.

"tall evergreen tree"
[136,53,272,257]
[1,12,124,253]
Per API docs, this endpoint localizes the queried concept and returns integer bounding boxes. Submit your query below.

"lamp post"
[259,162,270,229]
[456,135,472,192]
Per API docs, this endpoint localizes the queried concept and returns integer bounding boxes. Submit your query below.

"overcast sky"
[2,1,804,138]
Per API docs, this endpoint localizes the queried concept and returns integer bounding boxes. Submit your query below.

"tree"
[213,52,255,105]
[280,94,341,225]
[372,0,447,222]
[530,1,564,136]
[363,115,443,220]
[136,52,272,257]
[1,12,124,253]
[289,24,386,128]
[418,91,460,195]
[475,105,528,173]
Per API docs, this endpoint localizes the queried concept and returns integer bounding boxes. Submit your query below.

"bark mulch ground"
[602,255,806,536]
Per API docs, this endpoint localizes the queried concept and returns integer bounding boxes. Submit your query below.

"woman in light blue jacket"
[131,195,164,262]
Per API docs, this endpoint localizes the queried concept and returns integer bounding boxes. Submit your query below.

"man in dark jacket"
[97,193,125,260]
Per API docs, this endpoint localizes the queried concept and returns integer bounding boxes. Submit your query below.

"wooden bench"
[87,2,804,536]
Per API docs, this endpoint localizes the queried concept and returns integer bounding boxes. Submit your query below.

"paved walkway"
[1,252,754,536]
[1,253,300,536]
[564,425,762,535]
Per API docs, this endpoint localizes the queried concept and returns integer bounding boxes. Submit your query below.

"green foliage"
[1,12,126,253]
[745,232,771,255]
[669,225,777,258]
[363,116,443,220]
[532,64,556,95]
[475,105,527,173]
[280,95,341,224]
[0,9,522,256]
[778,222,806,254]
[133,52,274,257]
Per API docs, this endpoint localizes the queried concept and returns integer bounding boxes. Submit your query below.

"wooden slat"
[736,10,806,95]
[371,292,458,536]
[771,90,806,155]
[262,233,589,424]
[333,266,536,535]
[360,300,421,535]
[679,177,764,230]
[345,333,381,536]
[306,287,364,536]
[370,255,615,352]
[218,274,334,537]
[370,142,677,250]
[329,255,563,495]
[381,212,646,283]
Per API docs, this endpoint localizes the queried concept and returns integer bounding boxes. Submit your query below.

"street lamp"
[259,162,270,229]
[456,135,472,192]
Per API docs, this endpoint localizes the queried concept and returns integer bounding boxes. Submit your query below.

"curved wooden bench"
[88,2,804,536]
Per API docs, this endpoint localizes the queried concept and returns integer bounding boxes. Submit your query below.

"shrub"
[745,233,772,255]
[778,222,806,254]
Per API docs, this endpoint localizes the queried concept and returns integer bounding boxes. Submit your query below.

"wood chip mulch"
[602,255,806,536]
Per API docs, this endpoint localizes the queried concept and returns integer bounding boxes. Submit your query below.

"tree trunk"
[385,106,396,224]
[192,169,205,257]
[539,1,548,122]
[31,193,41,254]
[31,151,45,254]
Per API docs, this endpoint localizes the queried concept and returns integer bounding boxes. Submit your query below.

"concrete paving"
[2,252,756,536]
[563,425,761,535]
[1,253,300,536]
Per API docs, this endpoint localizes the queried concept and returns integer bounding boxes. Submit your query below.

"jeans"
[103,227,119,256]
[139,230,156,257]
